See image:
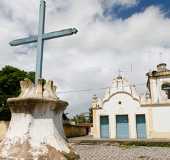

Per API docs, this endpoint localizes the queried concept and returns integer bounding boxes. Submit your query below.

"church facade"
[91,63,170,139]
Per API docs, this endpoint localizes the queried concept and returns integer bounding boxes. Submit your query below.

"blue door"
[100,116,109,138]
[116,115,129,139]
[136,114,147,139]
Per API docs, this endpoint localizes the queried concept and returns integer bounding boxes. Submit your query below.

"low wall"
[0,121,89,140]
[0,121,9,141]
[64,124,88,138]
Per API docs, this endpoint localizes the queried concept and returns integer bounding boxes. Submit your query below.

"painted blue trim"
[136,114,147,139]
[100,116,109,138]
[116,115,129,139]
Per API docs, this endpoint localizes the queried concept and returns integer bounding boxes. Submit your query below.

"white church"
[91,63,170,139]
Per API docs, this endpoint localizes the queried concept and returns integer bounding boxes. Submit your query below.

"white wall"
[103,93,140,114]
[152,107,170,132]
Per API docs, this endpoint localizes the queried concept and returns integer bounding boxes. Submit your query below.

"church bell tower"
[146,63,170,104]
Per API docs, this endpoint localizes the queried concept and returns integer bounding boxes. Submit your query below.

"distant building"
[91,63,170,139]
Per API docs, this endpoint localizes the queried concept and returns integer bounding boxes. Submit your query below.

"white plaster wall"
[110,115,116,138]
[150,79,158,103]
[152,107,170,132]
[96,93,148,139]
[92,109,101,138]
[103,94,141,113]
[95,111,100,138]
[6,113,33,141]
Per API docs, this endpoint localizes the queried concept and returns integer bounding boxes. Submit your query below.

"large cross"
[9,0,78,84]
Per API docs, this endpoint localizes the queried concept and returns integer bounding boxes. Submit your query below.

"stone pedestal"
[0,79,79,160]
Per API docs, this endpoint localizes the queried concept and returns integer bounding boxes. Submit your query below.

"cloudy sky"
[0,0,170,117]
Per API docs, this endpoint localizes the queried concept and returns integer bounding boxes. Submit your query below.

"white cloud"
[116,0,137,6]
[0,0,170,117]
[101,0,138,9]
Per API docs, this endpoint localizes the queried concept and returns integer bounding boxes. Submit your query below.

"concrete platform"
[69,136,170,147]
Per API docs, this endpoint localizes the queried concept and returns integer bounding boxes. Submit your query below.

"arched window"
[162,83,170,99]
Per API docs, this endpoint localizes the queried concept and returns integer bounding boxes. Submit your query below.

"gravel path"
[73,144,170,160]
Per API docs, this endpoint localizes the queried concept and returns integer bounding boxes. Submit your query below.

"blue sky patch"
[104,0,170,19]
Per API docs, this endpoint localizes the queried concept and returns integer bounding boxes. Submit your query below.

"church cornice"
[141,102,170,107]
[103,91,140,104]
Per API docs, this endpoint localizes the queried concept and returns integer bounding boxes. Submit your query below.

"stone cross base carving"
[0,79,79,160]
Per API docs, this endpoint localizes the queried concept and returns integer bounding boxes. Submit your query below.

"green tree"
[72,114,87,125]
[0,65,35,120]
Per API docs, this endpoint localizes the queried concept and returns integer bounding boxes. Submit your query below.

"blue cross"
[9,0,78,84]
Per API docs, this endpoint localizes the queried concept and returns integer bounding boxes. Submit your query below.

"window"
[162,83,170,99]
